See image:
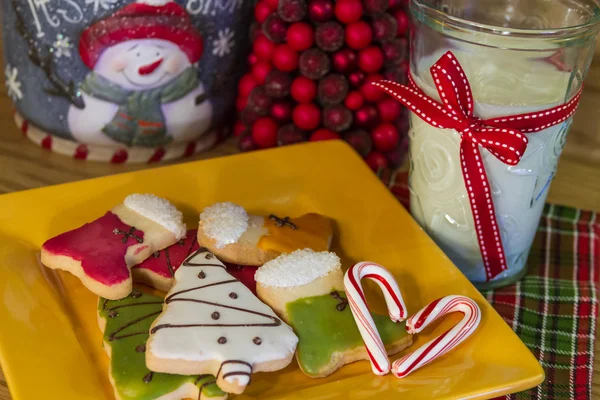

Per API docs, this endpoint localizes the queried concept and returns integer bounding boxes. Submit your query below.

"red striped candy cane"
[392,295,481,378]
[344,262,408,375]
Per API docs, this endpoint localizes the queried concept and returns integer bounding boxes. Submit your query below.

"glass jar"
[408,0,600,288]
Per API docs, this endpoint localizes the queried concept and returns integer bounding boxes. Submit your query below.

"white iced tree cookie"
[146,248,299,394]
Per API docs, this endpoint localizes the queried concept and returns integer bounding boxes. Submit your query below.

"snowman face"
[93,39,192,90]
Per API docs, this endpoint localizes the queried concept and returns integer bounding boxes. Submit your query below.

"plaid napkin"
[380,170,599,400]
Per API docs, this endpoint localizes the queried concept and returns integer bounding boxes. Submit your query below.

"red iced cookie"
[132,229,200,292]
[41,194,187,300]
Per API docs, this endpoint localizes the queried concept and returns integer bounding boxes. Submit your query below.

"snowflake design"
[52,34,72,59]
[5,65,23,101]
[85,0,118,13]
[212,28,235,57]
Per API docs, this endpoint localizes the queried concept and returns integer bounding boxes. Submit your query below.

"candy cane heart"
[392,295,481,378]
[344,262,408,375]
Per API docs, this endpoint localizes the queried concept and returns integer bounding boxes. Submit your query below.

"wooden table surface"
[1,62,600,400]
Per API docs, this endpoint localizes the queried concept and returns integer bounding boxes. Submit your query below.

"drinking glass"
[408,0,600,288]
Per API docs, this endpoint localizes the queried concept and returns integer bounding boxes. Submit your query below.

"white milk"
[408,51,574,283]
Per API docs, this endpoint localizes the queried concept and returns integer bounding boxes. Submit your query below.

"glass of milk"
[408,0,600,288]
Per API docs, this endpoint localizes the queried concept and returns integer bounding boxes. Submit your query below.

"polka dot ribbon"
[372,51,583,281]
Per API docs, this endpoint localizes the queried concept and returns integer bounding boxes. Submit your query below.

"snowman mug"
[2,0,252,163]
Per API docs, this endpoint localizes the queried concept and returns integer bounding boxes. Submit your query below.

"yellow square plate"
[0,141,543,400]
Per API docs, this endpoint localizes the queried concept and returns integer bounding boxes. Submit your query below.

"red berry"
[234,121,247,137]
[307,0,334,21]
[371,123,399,151]
[239,133,259,152]
[255,2,273,23]
[318,74,349,106]
[265,69,292,97]
[263,14,288,43]
[265,0,280,9]
[372,14,398,42]
[278,0,307,22]
[377,97,402,122]
[278,124,308,145]
[348,71,365,87]
[385,143,408,168]
[387,0,407,11]
[241,108,262,125]
[252,61,272,84]
[394,9,409,36]
[293,103,321,130]
[332,48,357,73]
[252,117,279,148]
[248,53,259,66]
[250,22,263,42]
[270,100,293,122]
[315,22,345,52]
[354,104,380,129]
[273,44,299,71]
[253,35,276,60]
[286,22,315,51]
[383,61,409,85]
[344,90,364,110]
[345,21,373,50]
[365,151,389,171]
[310,128,340,141]
[291,76,318,103]
[382,38,408,62]
[344,129,372,157]
[334,0,363,24]
[299,48,330,79]
[323,105,353,132]
[363,0,388,15]
[248,86,272,114]
[360,73,386,102]
[358,46,384,73]
[238,73,258,97]
[236,96,248,112]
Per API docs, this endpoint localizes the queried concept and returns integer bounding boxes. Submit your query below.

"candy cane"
[343,262,408,375]
[392,295,481,378]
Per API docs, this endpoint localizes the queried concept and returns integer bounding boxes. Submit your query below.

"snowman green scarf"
[80,67,199,147]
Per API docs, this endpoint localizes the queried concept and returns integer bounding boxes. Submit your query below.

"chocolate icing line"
[114,226,144,244]
[106,301,164,311]
[108,311,162,341]
[165,280,238,301]
[330,291,349,312]
[194,374,213,385]
[198,381,217,400]
[151,279,282,333]
[165,248,175,278]
[222,371,251,379]
[182,249,225,269]
[216,360,253,378]
[268,214,298,230]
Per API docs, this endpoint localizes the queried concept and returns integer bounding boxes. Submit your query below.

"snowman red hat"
[79,0,204,69]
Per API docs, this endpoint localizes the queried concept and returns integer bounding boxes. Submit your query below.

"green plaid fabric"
[484,205,599,400]
[381,171,600,399]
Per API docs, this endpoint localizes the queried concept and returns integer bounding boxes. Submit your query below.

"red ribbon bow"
[374,51,582,281]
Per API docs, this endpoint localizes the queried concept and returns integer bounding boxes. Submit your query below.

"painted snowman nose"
[138,58,164,76]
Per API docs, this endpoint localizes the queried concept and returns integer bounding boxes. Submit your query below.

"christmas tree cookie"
[146,248,299,394]
[41,194,186,299]
[99,290,227,400]
[132,229,200,291]
[197,202,334,266]
[255,249,412,378]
